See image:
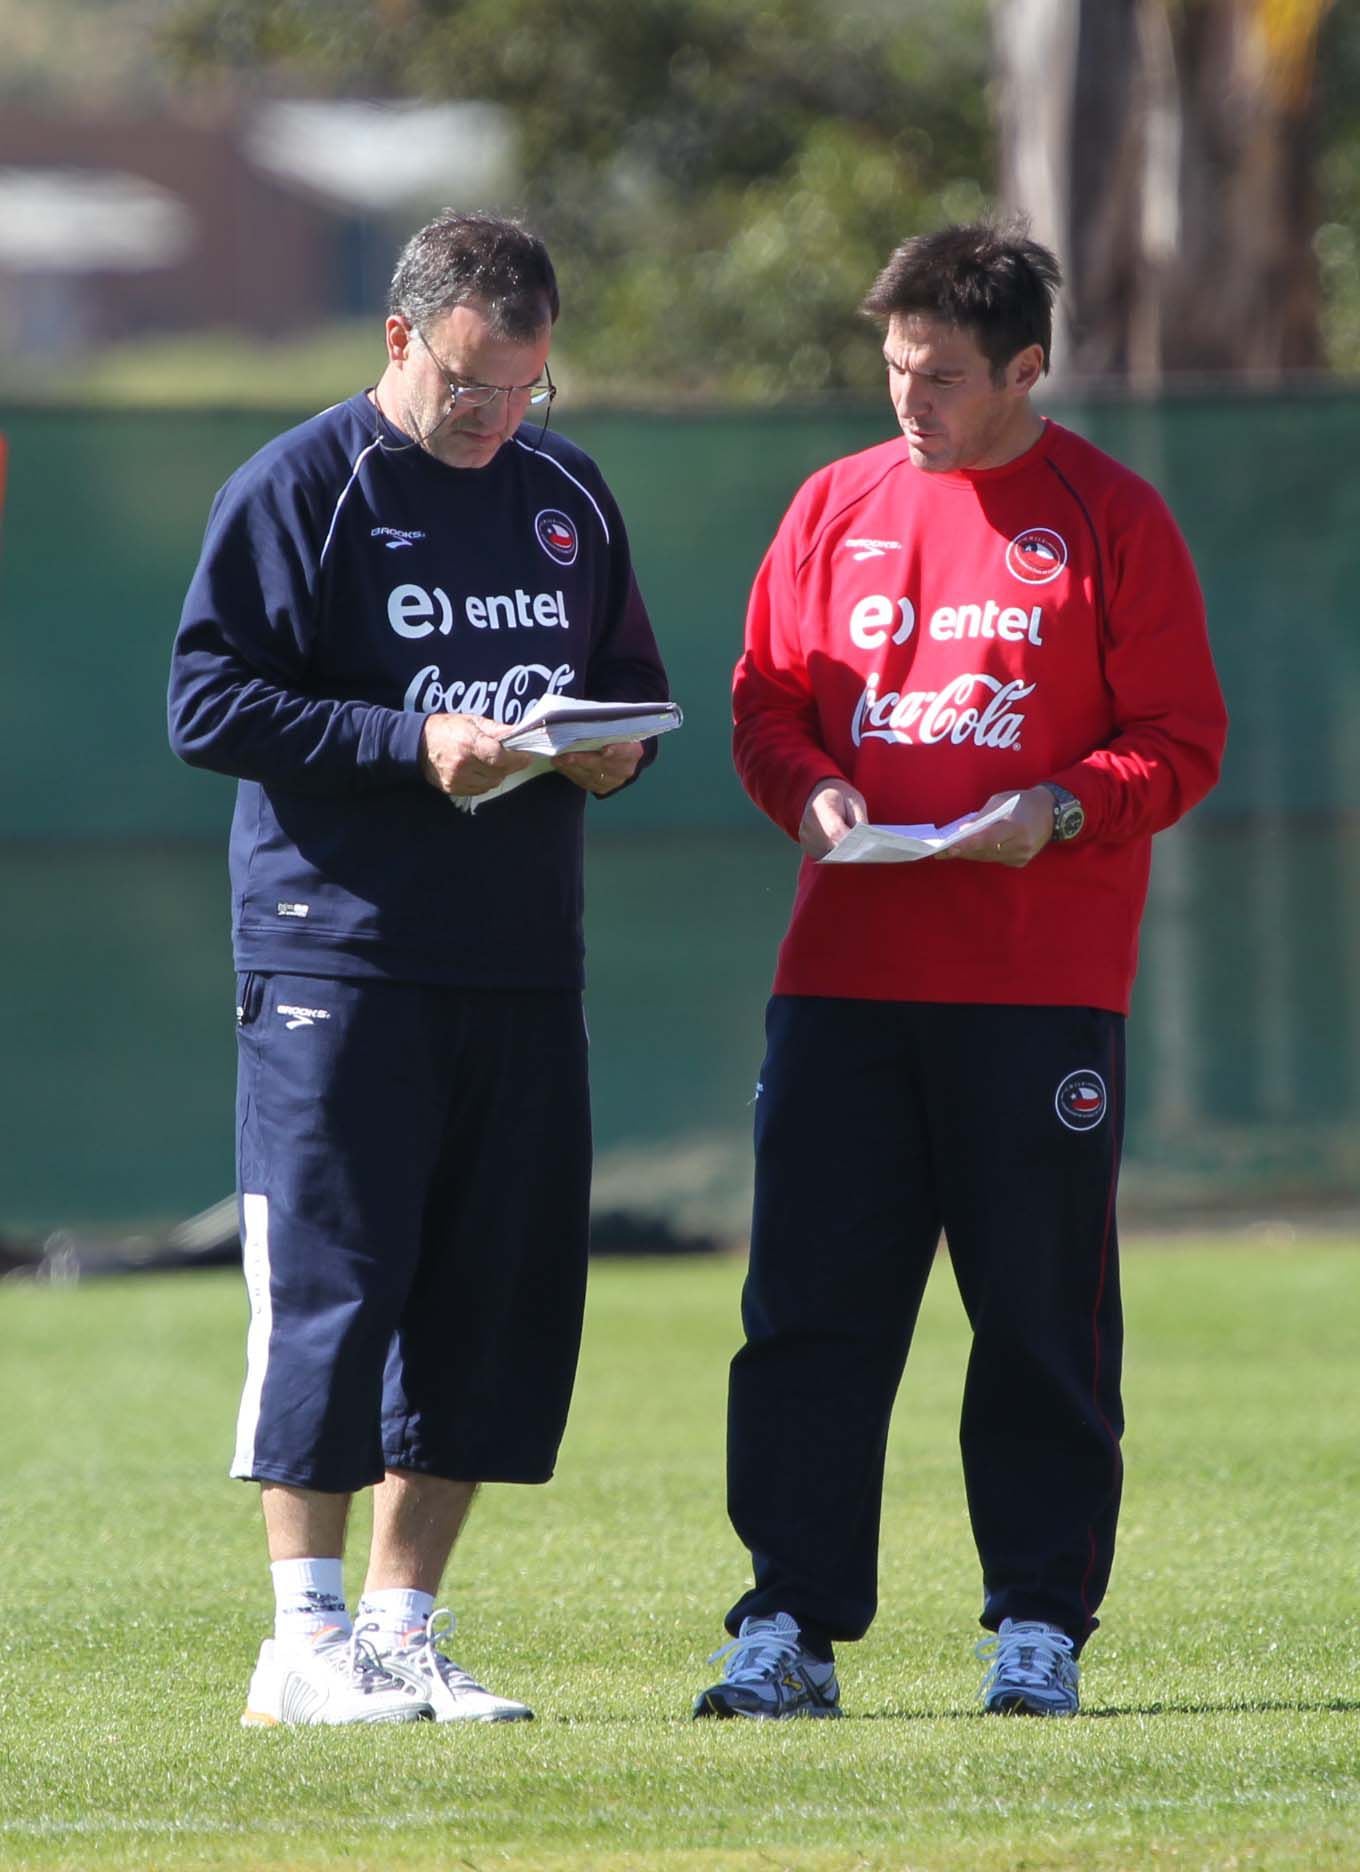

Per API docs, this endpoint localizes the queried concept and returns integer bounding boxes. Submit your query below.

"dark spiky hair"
[862,220,1062,380]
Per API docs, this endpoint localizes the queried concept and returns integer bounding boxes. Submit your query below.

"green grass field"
[1,1239,1357,1872]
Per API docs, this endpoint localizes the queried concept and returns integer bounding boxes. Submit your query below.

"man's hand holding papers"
[551,740,645,797]
[451,695,683,811]
[818,794,1022,864]
[503,695,683,755]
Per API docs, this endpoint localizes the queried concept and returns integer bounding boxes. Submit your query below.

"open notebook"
[453,695,683,810]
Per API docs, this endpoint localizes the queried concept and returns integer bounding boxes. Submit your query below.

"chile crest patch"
[535,508,579,566]
[1055,1069,1108,1133]
[1006,526,1068,585]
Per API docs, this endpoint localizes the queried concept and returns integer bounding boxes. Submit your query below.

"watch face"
[1056,799,1084,841]
[1045,785,1083,841]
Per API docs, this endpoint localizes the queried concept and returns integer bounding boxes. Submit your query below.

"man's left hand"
[937,786,1053,867]
[551,741,645,796]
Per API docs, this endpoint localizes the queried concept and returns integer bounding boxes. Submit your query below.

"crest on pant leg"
[1055,1069,1107,1133]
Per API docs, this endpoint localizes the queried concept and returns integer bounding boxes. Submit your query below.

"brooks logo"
[278,1005,330,1030]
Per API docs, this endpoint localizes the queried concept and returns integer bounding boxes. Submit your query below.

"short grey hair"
[388,212,559,340]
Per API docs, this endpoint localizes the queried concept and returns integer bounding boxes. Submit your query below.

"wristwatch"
[1041,782,1085,843]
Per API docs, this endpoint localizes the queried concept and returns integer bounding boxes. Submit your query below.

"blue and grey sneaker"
[692,1612,841,1719]
[977,1618,1080,1716]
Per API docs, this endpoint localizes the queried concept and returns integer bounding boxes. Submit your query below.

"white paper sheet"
[818,794,1021,864]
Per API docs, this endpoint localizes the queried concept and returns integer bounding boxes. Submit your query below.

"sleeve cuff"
[364,706,428,777]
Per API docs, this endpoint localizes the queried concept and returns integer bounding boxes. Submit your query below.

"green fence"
[2,396,1358,1234]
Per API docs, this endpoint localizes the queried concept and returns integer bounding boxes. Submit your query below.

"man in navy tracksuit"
[168,213,668,1726]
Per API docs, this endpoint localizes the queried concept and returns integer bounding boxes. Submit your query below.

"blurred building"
[0,100,513,360]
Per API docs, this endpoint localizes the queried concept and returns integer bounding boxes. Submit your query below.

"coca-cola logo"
[851,670,1035,749]
[403,660,575,719]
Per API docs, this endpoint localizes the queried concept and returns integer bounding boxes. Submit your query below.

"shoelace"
[975,1622,1075,1692]
[404,1607,485,1690]
[329,1619,405,1691]
[709,1624,802,1685]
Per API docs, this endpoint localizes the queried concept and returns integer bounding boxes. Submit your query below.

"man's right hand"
[418,714,536,797]
[798,777,868,859]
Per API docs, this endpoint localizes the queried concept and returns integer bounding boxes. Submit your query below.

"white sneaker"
[977,1618,1080,1716]
[692,1612,842,1719]
[242,1624,433,1726]
[377,1609,534,1723]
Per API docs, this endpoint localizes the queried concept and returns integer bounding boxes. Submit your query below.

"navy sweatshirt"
[168,393,669,988]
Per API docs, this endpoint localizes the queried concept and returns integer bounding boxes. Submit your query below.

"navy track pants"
[726,994,1125,1653]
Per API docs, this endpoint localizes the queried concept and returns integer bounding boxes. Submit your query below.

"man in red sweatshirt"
[693,222,1227,1721]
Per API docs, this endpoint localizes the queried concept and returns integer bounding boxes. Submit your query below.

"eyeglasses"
[418,330,556,410]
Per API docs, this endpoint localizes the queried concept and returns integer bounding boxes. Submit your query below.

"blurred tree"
[0,0,188,108]
[61,0,1349,393]
[159,0,994,397]
[1315,0,1360,370]
[995,0,1339,383]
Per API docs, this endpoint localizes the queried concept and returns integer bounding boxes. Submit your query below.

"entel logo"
[388,582,570,637]
[850,594,1045,649]
[930,599,1045,645]
[850,595,916,649]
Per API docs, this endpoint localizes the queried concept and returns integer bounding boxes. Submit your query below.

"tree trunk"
[994,0,1333,384]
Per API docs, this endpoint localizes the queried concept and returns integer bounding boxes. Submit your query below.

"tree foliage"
[15,0,1356,390]
[160,0,995,397]
[1316,0,1360,370]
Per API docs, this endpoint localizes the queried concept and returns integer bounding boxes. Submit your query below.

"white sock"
[271,1558,350,1645]
[355,1587,436,1650]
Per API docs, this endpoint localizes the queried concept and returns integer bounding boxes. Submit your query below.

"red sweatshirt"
[733,419,1227,1014]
